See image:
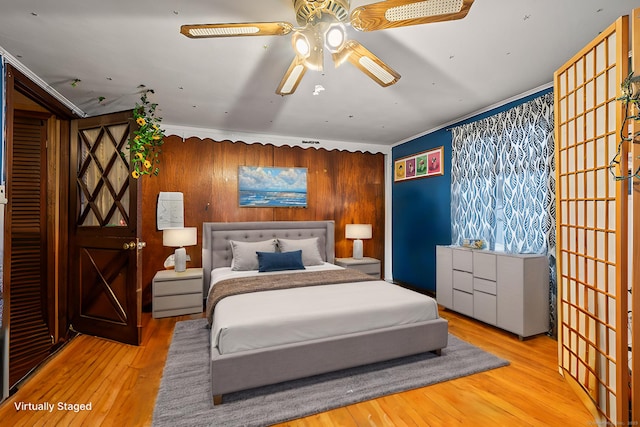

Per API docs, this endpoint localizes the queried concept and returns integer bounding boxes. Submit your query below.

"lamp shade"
[345,224,372,240]
[163,227,197,247]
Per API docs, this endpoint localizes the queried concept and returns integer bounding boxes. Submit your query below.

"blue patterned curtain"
[450,92,556,332]
[498,100,555,255]
[450,119,499,249]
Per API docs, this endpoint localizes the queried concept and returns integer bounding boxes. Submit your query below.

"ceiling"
[0,0,638,147]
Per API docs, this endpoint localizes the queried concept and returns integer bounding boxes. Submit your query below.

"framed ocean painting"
[238,166,307,208]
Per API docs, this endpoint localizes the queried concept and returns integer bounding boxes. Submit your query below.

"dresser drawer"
[154,293,202,311]
[474,291,497,325]
[473,251,496,280]
[452,270,473,293]
[453,290,473,317]
[474,277,496,295]
[452,248,473,272]
[154,277,202,296]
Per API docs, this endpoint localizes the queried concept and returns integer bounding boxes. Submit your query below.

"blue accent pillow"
[257,250,305,272]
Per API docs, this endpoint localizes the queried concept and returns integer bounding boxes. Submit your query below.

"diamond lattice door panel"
[77,122,131,227]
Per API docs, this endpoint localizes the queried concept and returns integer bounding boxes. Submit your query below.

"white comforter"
[209,263,440,355]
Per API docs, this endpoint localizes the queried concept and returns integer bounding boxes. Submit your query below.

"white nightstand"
[152,268,203,318]
[335,257,381,279]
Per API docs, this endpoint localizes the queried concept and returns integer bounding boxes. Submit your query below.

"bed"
[202,220,448,405]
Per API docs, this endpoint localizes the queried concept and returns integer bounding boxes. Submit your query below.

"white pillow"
[230,239,277,271]
[277,237,324,266]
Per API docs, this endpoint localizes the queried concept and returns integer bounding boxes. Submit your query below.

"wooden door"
[7,113,53,387]
[69,111,142,345]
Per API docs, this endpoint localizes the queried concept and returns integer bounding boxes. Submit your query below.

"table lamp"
[163,227,197,272]
[345,224,372,259]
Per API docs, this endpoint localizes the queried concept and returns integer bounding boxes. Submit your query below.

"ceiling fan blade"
[276,56,308,96]
[350,0,474,32]
[332,40,400,87]
[181,22,294,38]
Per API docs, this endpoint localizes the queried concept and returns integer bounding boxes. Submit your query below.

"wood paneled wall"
[141,136,385,307]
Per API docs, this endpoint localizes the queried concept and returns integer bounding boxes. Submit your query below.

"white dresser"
[436,246,549,339]
[152,268,203,318]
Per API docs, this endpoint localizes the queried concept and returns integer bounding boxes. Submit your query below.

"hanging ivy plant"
[610,72,640,181]
[127,91,165,178]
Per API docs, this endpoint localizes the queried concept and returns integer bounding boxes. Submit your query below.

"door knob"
[123,241,146,250]
[123,242,136,250]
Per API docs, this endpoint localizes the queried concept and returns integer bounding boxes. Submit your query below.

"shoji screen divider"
[554,16,630,424]
[631,8,640,423]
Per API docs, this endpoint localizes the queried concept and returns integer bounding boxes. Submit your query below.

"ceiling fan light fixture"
[182,0,473,93]
[324,23,346,53]
[293,33,311,56]
[304,49,324,71]
[385,0,464,21]
[293,27,324,71]
[331,47,350,67]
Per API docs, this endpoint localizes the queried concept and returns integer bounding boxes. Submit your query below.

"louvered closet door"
[554,16,629,423]
[8,114,51,387]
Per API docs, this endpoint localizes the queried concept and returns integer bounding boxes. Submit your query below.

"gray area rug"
[153,318,509,427]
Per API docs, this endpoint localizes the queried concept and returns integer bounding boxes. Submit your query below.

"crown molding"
[0,46,86,118]
[162,124,392,155]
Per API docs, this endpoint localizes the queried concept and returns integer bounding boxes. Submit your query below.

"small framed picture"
[394,146,444,182]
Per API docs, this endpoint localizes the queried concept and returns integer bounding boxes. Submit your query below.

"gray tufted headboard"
[201,221,335,294]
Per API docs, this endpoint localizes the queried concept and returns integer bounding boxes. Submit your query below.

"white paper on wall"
[157,192,184,230]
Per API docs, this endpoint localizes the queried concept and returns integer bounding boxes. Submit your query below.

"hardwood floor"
[0,309,594,426]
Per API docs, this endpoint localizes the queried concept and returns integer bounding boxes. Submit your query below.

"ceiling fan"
[180,0,474,95]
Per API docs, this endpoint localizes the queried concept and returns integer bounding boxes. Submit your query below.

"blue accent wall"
[392,87,553,292]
